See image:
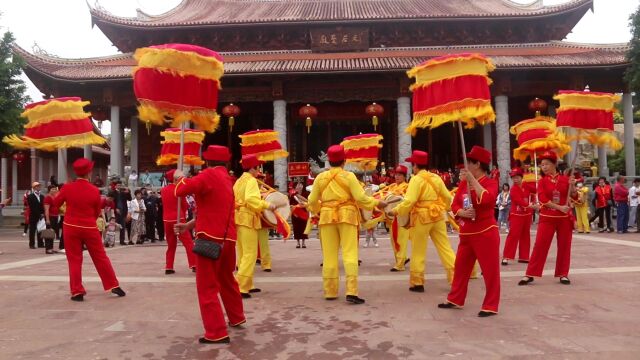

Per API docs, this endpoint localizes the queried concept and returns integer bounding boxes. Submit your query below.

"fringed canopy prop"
[156,128,205,166]
[554,90,622,150]
[133,43,224,133]
[510,116,571,162]
[3,97,105,151]
[406,53,496,135]
[239,130,288,161]
[340,133,383,171]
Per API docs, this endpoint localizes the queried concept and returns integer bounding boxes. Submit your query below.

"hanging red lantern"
[91,105,108,129]
[298,104,318,134]
[12,152,26,163]
[365,102,384,131]
[222,103,240,133]
[528,98,548,116]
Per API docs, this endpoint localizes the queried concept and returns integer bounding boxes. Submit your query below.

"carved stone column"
[397,97,412,172]
[273,100,288,192]
[110,105,123,178]
[130,117,139,173]
[495,95,510,185]
[57,148,67,183]
[623,93,635,176]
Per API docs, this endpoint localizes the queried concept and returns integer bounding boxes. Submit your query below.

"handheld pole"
[533,151,539,204]
[457,122,473,207]
[176,122,187,225]
[564,129,581,207]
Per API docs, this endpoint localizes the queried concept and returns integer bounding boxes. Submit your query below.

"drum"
[384,194,409,227]
[261,192,292,227]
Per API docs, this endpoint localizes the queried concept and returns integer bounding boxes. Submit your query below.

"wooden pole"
[176,121,186,224]
[457,122,474,216]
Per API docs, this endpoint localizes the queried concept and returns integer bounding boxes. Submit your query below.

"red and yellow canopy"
[510,116,570,162]
[156,128,205,166]
[3,97,105,151]
[239,130,288,161]
[341,133,383,171]
[406,53,496,135]
[133,43,224,133]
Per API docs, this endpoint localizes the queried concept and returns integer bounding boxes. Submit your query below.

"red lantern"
[298,104,318,134]
[528,98,548,116]
[365,102,384,131]
[12,152,26,163]
[91,106,108,129]
[222,103,240,132]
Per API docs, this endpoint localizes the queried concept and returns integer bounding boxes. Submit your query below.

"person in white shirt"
[128,170,139,190]
[629,178,640,230]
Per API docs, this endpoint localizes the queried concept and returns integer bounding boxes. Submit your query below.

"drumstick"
[385,198,402,205]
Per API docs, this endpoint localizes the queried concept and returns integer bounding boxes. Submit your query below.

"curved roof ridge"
[12,43,131,65]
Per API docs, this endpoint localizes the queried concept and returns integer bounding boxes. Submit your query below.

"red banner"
[288,162,310,177]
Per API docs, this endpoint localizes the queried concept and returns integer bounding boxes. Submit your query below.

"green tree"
[625,4,640,93]
[0,30,30,154]
[607,138,640,175]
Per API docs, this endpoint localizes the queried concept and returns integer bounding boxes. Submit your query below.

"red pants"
[164,221,195,270]
[63,224,119,296]
[196,240,246,341]
[526,215,573,278]
[502,214,532,261]
[447,227,501,313]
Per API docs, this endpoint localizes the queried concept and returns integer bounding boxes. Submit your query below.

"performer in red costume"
[501,168,537,265]
[519,151,577,286]
[438,146,500,317]
[161,168,195,274]
[53,158,125,301]
[174,145,245,345]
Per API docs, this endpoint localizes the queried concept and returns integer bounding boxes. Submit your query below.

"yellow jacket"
[308,167,379,226]
[233,172,269,229]
[382,182,408,226]
[574,187,590,208]
[394,170,451,225]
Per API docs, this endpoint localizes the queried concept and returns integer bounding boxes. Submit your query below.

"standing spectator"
[128,189,147,245]
[49,175,58,187]
[0,197,12,255]
[128,170,138,189]
[116,186,132,245]
[156,192,165,242]
[590,162,598,177]
[592,177,614,233]
[144,190,159,242]
[629,178,640,230]
[574,182,591,233]
[159,172,168,187]
[613,175,629,234]
[27,182,45,249]
[496,184,511,232]
[140,170,151,187]
[93,175,104,188]
[57,185,66,251]
[22,190,30,237]
[43,185,61,254]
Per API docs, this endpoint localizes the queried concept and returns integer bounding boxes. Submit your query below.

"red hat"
[73,158,94,176]
[404,150,429,165]
[509,167,524,178]
[202,145,231,162]
[166,169,176,181]
[466,146,491,165]
[327,145,345,163]
[241,154,263,170]
[538,151,558,163]
[394,165,408,175]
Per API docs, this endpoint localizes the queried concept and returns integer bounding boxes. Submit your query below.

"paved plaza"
[0,226,639,359]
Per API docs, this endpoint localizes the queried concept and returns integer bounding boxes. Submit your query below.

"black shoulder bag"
[192,201,234,260]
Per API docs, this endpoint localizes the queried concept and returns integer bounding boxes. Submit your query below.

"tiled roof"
[89,0,593,26]
[14,41,628,82]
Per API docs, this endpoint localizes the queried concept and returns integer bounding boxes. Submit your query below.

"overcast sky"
[1,0,638,133]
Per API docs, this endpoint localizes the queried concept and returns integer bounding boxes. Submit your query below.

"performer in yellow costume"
[573,182,590,234]
[234,154,275,298]
[385,165,411,272]
[308,145,386,304]
[393,150,456,292]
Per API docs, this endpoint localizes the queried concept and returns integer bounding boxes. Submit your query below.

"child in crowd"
[103,217,121,248]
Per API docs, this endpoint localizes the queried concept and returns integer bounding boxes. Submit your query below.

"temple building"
[10,0,635,192]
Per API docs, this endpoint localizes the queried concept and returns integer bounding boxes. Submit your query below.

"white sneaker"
[58,249,66,254]
[363,242,369,248]
[22,233,26,237]
[374,242,379,248]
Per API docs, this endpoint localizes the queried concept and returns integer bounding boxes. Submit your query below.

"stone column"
[30,148,36,184]
[37,156,44,185]
[11,159,18,202]
[48,157,55,181]
[397,97,412,171]
[495,95,510,185]
[598,146,608,177]
[623,93,635,177]
[83,145,92,161]
[57,148,68,183]
[482,124,493,155]
[273,100,288,192]
[1,157,7,202]
[130,117,139,173]
[110,106,122,178]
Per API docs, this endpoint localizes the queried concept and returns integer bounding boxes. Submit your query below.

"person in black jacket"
[27,182,45,249]
[155,194,164,242]
[144,190,159,242]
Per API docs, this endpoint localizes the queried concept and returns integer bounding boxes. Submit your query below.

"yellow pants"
[258,228,272,270]
[236,225,258,293]
[319,223,359,298]
[576,206,590,233]
[390,224,410,270]
[409,220,456,286]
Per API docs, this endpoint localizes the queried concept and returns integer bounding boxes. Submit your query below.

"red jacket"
[509,183,533,216]
[538,173,575,217]
[595,184,612,209]
[161,183,188,222]
[452,175,499,235]
[175,166,237,242]
[53,178,101,228]
[614,183,629,203]
[44,195,60,217]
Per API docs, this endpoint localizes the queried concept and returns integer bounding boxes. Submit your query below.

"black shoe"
[151,240,156,243]
[296,244,301,248]
[248,288,261,293]
[135,241,142,245]
[438,302,460,309]
[518,276,534,286]
[241,293,251,299]
[165,269,175,275]
[501,259,508,266]
[358,260,362,266]
[559,277,571,285]
[263,269,272,272]
[320,263,323,267]
[120,242,127,246]
[255,259,261,265]
[404,258,410,265]
[128,241,134,245]
[45,250,58,255]
[199,336,230,344]
[389,268,399,272]
[608,228,614,233]
[191,267,196,273]
[325,297,337,301]
[37,244,45,248]
[346,295,365,304]
[111,287,126,297]
[302,244,307,248]
[517,260,529,264]
[409,285,425,293]
[70,294,84,302]
[598,229,605,233]
[478,311,497,317]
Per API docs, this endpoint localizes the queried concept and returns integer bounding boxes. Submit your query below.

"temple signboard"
[310,27,369,52]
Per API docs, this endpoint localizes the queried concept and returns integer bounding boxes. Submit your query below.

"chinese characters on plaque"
[310,27,369,52]
[288,162,311,177]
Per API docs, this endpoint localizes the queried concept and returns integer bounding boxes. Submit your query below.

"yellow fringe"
[156,154,204,166]
[557,129,623,151]
[3,132,106,152]
[512,138,571,162]
[346,159,378,171]
[407,54,495,78]
[239,131,280,146]
[255,150,289,162]
[137,102,220,133]
[409,59,493,90]
[510,116,556,136]
[134,47,224,82]
[21,99,91,126]
[160,130,205,144]
[340,135,384,150]
[554,92,621,111]
[23,112,93,128]
[406,103,496,135]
